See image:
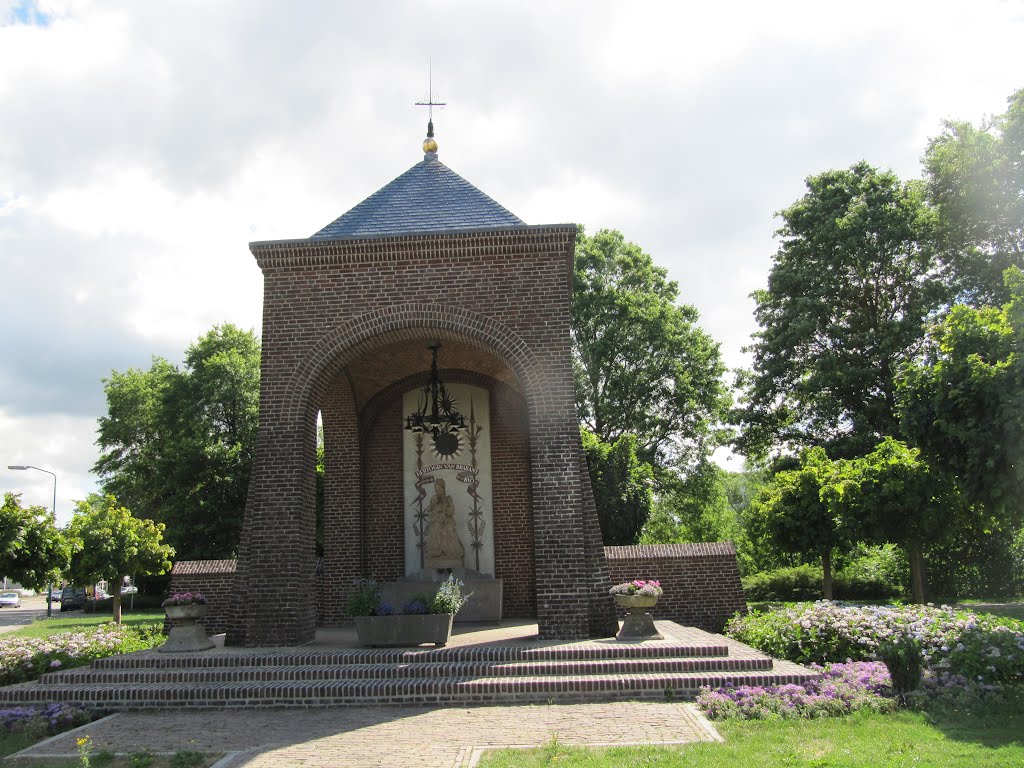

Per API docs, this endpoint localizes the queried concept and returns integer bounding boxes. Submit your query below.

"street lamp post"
[7,465,57,619]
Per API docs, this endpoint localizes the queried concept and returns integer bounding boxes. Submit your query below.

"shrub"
[726,601,1024,685]
[742,564,822,601]
[0,624,163,686]
[743,562,903,601]
[878,636,923,694]
[697,661,897,720]
[0,703,95,735]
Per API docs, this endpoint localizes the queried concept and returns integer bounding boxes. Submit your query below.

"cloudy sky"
[1,0,1022,523]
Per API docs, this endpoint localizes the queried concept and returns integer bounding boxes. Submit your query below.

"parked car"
[48,589,63,602]
[0,592,21,608]
[60,586,87,611]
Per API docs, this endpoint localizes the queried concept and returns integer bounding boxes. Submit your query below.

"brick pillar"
[320,377,362,625]
[233,405,319,646]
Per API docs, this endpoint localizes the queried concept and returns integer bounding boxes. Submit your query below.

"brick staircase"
[0,622,815,710]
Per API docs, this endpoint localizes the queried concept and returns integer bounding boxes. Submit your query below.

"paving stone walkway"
[13,702,722,767]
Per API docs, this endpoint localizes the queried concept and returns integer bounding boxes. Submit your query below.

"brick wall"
[171,543,745,637]
[236,225,612,644]
[168,560,238,638]
[605,543,747,633]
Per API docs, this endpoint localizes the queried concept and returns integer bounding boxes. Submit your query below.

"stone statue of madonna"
[424,478,465,569]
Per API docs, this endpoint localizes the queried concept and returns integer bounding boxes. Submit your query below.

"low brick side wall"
[171,544,746,642]
[168,560,238,639]
[604,543,747,633]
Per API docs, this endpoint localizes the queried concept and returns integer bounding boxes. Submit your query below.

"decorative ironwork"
[464,397,487,572]
[404,342,465,458]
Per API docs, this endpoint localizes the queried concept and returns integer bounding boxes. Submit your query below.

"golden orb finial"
[423,136,438,154]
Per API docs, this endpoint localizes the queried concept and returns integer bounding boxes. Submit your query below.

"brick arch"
[280,304,540,430]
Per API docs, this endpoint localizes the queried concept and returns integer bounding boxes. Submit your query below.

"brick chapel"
[227,120,621,645]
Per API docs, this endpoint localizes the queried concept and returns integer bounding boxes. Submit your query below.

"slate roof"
[311,155,524,240]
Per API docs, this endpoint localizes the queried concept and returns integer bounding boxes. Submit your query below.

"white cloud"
[1,0,1022,500]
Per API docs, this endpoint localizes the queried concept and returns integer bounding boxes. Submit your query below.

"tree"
[736,162,946,460]
[825,438,958,603]
[66,494,174,624]
[899,269,1023,519]
[748,448,844,598]
[640,462,740,544]
[925,89,1024,306]
[0,493,69,591]
[95,324,260,560]
[572,228,730,470]
[580,428,654,545]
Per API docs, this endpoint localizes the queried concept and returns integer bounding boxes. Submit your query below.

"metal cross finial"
[415,62,446,138]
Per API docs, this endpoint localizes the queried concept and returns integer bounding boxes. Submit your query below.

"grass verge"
[7,612,165,640]
[477,698,1024,767]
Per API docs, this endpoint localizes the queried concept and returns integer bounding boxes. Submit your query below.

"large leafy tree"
[748,447,844,598]
[580,428,654,545]
[825,438,959,603]
[898,267,1024,538]
[736,163,946,460]
[0,493,69,591]
[925,89,1024,306]
[572,229,729,471]
[67,494,174,624]
[95,324,260,560]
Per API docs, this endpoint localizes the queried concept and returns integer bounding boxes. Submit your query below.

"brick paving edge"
[5,712,123,760]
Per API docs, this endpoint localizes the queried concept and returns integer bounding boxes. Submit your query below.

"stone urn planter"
[354,613,455,647]
[159,604,215,653]
[613,592,664,642]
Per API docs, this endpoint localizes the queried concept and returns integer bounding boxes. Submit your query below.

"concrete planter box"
[354,614,454,647]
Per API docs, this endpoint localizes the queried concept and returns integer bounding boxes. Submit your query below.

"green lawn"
[477,702,1024,767]
[6,611,165,640]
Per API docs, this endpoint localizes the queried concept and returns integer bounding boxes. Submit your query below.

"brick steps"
[0,669,811,709]
[0,624,816,710]
[45,655,775,686]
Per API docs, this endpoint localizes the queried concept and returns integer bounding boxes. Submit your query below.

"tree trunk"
[908,544,927,604]
[822,549,833,600]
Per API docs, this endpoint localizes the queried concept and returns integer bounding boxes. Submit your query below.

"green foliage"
[925,89,1024,306]
[736,162,945,460]
[345,579,379,617]
[826,438,958,602]
[898,269,1024,541]
[641,462,741,543]
[0,623,165,685]
[430,576,469,615]
[580,428,654,545]
[572,228,730,469]
[66,494,174,623]
[726,602,1024,683]
[0,492,69,591]
[742,564,824,601]
[878,636,923,695]
[741,563,903,602]
[747,447,845,597]
[95,324,260,560]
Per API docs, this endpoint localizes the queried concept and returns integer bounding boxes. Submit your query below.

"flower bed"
[698,661,897,720]
[0,703,94,735]
[0,624,164,686]
[726,601,1024,685]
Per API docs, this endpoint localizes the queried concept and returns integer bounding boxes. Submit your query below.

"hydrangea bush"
[726,601,1024,685]
[0,624,164,686]
[698,661,897,720]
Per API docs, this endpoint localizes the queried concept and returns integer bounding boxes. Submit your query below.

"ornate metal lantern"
[404,342,465,456]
